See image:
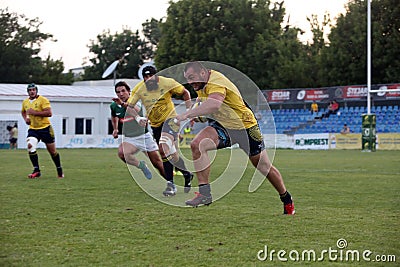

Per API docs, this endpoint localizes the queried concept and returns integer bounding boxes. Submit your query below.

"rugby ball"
[191,102,208,123]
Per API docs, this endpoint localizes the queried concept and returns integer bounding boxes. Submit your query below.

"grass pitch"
[0,148,399,266]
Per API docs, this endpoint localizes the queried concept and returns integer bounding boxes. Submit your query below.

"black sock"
[162,157,174,182]
[51,152,63,175]
[29,152,40,172]
[199,184,211,197]
[280,191,293,204]
[51,152,61,168]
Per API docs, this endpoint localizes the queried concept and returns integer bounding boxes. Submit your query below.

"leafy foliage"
[319,0,400,86]
[1,0,399,87]
[0,8,73,84]
[83,21,161,81]
[156,0,304,89]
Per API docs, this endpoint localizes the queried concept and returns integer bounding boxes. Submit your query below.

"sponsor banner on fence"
[265,90,291,103]
[178,134,195,148]
[61,135,120,148]
[331,133,361,149]
[376,133,400,150]
[293,134,329,150]
[375,84,400,100]
[263,83,399,104]
[263,134,294,149]
[296,89,330,102]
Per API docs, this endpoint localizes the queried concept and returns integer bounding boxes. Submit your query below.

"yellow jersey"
[21,96,51,130]
[311,102,318,112]
[128,76,185,127]
[197,70,257,130]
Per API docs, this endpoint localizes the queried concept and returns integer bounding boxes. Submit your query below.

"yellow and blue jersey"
[21,96,51,130]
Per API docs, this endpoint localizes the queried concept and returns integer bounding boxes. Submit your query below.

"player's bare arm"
[126,104,147,127]
[26,108,52,117]
[176,93,224,121]
[21,110,30,125]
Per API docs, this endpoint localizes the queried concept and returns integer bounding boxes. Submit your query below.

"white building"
[0,80,140,149]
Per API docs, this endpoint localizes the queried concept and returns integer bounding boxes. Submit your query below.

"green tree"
[83,20,161,81]
[142,18,163,59]
[0,8,72,84]
[36,55,74,85]
[155,0,310,89]
[319,0,400,86]
[83,27,143,80]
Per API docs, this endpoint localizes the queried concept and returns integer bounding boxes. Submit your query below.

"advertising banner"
[265,90,291,103]
[178,134,195,148]
[332,133,361,149]
[293,134,329,150]
[263,83,399,104]
[61,135,120,148]
[361,114,376,152]
[374,84,400,100]
[296,89,330,102]
[376,133,400,150]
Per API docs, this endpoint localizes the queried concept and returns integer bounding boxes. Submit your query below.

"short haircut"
[184,61,207,74]
[114,81,131,93]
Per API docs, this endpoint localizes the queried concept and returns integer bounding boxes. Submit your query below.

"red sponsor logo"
[266,90,290,102]
[377,84,400,98]
[305,89,330,101]
[343,86,368,98]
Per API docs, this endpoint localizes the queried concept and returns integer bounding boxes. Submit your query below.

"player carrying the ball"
[127,66,194,196]
[175,62,295,214]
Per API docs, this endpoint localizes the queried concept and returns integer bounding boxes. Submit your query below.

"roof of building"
[0,79,141,102]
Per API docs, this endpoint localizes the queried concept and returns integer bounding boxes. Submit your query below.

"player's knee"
[159,136,176,156]
[27,137,38,153]
[190,138,200,151]
[117,147,125,161]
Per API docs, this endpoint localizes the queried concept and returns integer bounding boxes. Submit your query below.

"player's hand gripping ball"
[191,102,208,123]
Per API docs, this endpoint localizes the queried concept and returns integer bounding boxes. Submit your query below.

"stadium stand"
[260,105,400,134]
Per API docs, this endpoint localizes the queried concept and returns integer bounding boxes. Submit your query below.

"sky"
[1,0,349,72]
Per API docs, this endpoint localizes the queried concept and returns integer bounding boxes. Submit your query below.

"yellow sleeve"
[169,79,185,95]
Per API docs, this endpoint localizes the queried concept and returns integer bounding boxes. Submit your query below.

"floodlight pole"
[367,0,371,115]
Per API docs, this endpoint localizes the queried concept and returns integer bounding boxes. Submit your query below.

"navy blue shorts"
[27,125,55,144]
[209,120,265,156]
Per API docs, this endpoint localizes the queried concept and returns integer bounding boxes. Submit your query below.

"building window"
[75,118,93,135]
[62,118,67,135]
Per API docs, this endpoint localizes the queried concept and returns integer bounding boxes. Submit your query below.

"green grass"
[1,149,399,266]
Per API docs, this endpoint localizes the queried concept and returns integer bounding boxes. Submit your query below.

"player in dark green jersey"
[111,81,164,179]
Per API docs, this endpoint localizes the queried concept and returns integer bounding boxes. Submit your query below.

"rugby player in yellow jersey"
[21,83,64,179]
[127,66,193,196]
[175,62,295,214]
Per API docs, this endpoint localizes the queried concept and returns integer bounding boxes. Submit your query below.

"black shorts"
[209,120,265,156]
[27,125,55,144]
[151,118,180,143]
[9,138,17,144]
